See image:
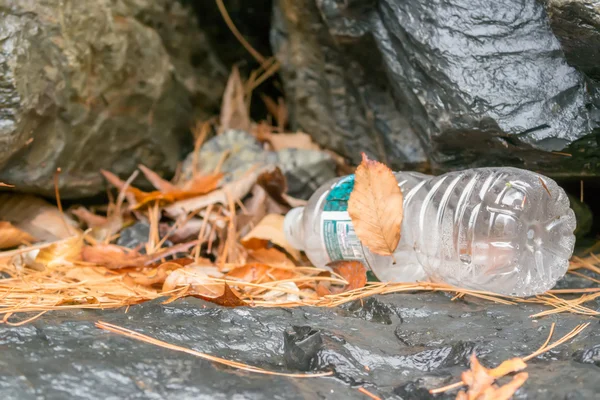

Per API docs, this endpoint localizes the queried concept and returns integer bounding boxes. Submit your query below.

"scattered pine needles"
[96,321,332,378]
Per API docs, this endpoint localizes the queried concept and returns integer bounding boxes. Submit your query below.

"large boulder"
[272,0,600,177]
[0,0,226,197]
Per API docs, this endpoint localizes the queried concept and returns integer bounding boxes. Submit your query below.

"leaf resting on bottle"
[348,153,403,256]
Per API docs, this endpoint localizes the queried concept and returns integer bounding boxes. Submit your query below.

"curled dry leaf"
[226,262,295,283]
[0,222,36,249]
[82,244,148,269]
[317,260,367,295]
[241,214,301,261]
[165,166,274,218]
[220,66,251,133]
[348,153,403,256]
[162,265,247,307]
[456,354,528,400]
[102,168,223,210]
[194,284,247,307]
[0,194,79,241]
[11,236,83,271]
[124,262,184,287]
[138,164,177,193]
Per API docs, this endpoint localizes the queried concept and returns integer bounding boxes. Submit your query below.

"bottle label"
[321,175,365,262]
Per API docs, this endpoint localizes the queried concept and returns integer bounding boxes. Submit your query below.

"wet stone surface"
[0,293,598,399]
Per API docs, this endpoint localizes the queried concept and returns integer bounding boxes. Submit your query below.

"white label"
[321,211,365,262]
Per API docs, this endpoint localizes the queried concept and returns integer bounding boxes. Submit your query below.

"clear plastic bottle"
[284,167,576,297]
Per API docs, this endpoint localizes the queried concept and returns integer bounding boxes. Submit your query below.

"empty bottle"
[284,167,576,297]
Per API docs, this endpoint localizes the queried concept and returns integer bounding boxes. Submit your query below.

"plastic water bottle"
[284,167,576,297]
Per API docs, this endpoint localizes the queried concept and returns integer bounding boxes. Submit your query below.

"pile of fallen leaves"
[0,66,396,317]
[0,66,599,320]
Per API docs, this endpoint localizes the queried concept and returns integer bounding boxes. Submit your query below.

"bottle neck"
[284,207,305,251]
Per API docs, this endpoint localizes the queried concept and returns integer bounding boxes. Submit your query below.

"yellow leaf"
[241,214,301,261]
[0,222,36,249]
[11,236,83,271]
[348,153,403,256]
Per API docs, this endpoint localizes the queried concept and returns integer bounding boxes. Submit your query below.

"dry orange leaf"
[124,262,183,287]
[194,283,248,307]
[348,153,403,256]
[226,262,295,283]
[82,244,148,269]
[241,214,301,260]
[220,66,251,133]
[138,164,177,193]
[162,265,247,306]
[0,222,36,249]
[11,236,83,271]
[102,168,223,209]
[318,260,367,295]
[457,354,528,400]
[0,182,14,187]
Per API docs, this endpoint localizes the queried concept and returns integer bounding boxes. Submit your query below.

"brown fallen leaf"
[165,166,274,217]
[81,244,149,269]
[317,260,367,295]
[0,222,36,249]
[478,372,528,400]
[0,194,80,241]
[256,167,295,210]
[456,354,527,400]
[259,94,288,130]
[102,167,223,209]
[138,164,177,193]
[11,236,83,271]
[220,66,251,133]
[71,207,109,228]
[348,153,403,257]
[162,264,247,306]
[0,182,14,188]
[193,283,248,307]
[124,262,184,287]
[101,170,148,202]
[226,262,295,283]
[241,214,301,261]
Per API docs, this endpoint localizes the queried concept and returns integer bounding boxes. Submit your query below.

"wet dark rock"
[0,293,598,399]
[283,326,323,371]
[393,381,436,400]
[545,0,600,80]
[116,222,152,250]
[272,0,600,177]
[339,297,401,325]
[575,343,600,366]
[0,0,226,198]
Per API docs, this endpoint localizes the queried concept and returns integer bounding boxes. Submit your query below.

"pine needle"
[95,321,332,378]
